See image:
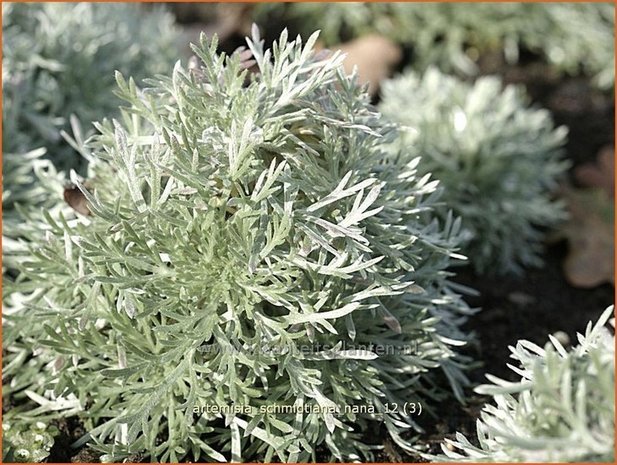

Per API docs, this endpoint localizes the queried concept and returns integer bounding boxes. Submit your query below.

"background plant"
[253,2,614,88]
[379,68,569,275]
[1,148,66,272]
[433,305,615,462]
[2,2,179,172]
[2,420,59,463]
[5,28,477,462]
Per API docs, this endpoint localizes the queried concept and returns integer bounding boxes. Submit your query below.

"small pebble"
[508,291,536,306]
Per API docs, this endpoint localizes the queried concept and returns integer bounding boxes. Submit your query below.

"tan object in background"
[332,35,402,96]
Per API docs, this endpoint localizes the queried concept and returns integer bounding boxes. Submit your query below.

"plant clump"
[2,420,59,463]
[6,28,475,462]
[2,0,184,307]
[2,7,181,407]
[436,305,615,462]
[379,68,569,275]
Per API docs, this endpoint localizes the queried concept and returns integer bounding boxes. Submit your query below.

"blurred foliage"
[253,2,614,88]
[2,2,179,172]
[2,420,59,463]
[1,148,66,274]
[380,68,569,275]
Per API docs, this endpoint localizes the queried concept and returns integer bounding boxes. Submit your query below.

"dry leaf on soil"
[559,146,614,288]
[329,35,402,96]
[574,145,614,197]
[560,187,613,288]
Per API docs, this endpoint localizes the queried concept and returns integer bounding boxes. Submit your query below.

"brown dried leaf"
[332,35,402,96]
[560,186,614,288]
[575,145,614,198]
[63,182,93,216]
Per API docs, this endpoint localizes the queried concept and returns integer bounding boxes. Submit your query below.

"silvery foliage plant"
[2,420,58,463]
[437,306,615,462]
[1,148,66,273]
[6,28,475,462]
[379,68,569,275]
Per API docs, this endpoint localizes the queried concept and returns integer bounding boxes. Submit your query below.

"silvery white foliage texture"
[2,2,179,280]
[379,68,569,275]
[1,9,181,413]
[5,29,475,462]
[253,2,614,88]
[535,2,614,89]
[435,306,615,462]
[2,420,58,463]
[2,1,179,290]
[1,148,66,268]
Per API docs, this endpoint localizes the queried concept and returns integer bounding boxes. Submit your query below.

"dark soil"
[47,417,99,463]
[459,242,613,381]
